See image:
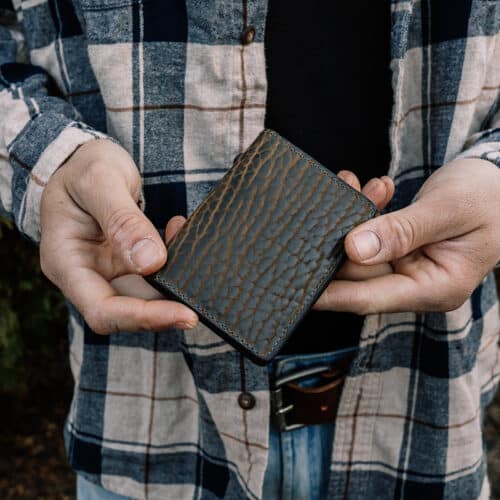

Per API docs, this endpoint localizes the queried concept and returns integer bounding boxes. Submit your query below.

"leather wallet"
[146,129,376,364]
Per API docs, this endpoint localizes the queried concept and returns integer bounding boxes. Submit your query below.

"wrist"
[448,157,500,174]
[56,139,137,190]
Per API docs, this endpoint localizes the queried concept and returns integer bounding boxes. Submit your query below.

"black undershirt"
[264,1,392,353]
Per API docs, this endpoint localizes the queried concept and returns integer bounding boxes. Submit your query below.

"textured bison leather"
[146,129,376,364]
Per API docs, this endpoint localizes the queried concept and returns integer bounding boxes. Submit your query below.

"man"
[1,1,499,499]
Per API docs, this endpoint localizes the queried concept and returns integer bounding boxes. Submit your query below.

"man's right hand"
[40,139,199,334]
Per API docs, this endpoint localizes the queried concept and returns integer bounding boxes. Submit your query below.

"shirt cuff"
[454,130,500,168]
[15,122,110,243]
[456,144,500,168]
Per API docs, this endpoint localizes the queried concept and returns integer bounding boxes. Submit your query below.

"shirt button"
[238,391,256,410]
[241,26,256,45]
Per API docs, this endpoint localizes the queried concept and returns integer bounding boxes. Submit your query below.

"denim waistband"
[269,346,359,380]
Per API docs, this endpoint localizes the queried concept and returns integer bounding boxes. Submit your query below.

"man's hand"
[314,159,500,314]
[40,139,198,334]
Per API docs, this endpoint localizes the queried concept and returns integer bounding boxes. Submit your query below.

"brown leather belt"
[270,355,353,432]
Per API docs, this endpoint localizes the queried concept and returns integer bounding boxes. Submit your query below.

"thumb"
[105,204,166,275]
[88,180,166,275]
[344,199,459,265]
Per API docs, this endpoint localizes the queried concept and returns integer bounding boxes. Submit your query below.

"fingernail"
[130,238,162,270]
[352,230,381,261]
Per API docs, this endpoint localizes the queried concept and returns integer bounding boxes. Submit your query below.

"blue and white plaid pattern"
[1,1,499,498]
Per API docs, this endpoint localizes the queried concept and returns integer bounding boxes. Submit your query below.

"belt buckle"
[270,365,331,432]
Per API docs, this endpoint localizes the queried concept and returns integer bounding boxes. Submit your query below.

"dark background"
[0,220,499,499]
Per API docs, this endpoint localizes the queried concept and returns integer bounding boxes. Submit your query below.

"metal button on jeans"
[238,391,256,409]
[241,26,256,45]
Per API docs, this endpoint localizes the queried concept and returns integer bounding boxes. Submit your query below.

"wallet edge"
[144,274,273,365]
[145,247,349,365]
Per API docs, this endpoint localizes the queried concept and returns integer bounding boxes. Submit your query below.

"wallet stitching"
[264,129,376,214]
[155,129,376,358]
[157,251,344,358]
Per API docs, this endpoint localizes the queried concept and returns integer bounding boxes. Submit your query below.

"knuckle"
[432,285,469,312]
[87,157,140,198]
[356,293,375,315]
[431,295,455,312]
[441,296,465,312]
[321,283,375,315]
[388,214,417,258]
[106,208,143,249]
[135,302,153,332]
[449,290,470,311]
[86,158,105,177]
[447,276,475,309]
[78,160,106,190]
[85,309,110,335]
[68,159,108,203]
[342,286,373,315]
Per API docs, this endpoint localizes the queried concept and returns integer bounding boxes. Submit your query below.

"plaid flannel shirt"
[1,1,500,498]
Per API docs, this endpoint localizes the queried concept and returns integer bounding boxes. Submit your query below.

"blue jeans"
[77,347,357,500]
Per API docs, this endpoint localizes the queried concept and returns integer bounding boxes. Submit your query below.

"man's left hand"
[314,158,500,314]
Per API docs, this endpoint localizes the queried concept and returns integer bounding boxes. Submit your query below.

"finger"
[337,170,361,191]
[165,215,187,244]
[78,175,166,275]
[94,296,198,333]
[335,259,393,281]
[344,198,465,265]
[111,274,164,300]
[361,178,388,210]
[313,273,432,314]
[380,176,395,207]
[63,266,198,333]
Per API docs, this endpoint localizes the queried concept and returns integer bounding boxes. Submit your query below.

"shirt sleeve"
[0,10,110,243]
[455,107,500,168]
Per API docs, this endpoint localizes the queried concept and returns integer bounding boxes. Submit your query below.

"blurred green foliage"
[0,217,66,393]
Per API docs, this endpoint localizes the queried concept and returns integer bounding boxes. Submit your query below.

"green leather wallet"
[146,129,376,364]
